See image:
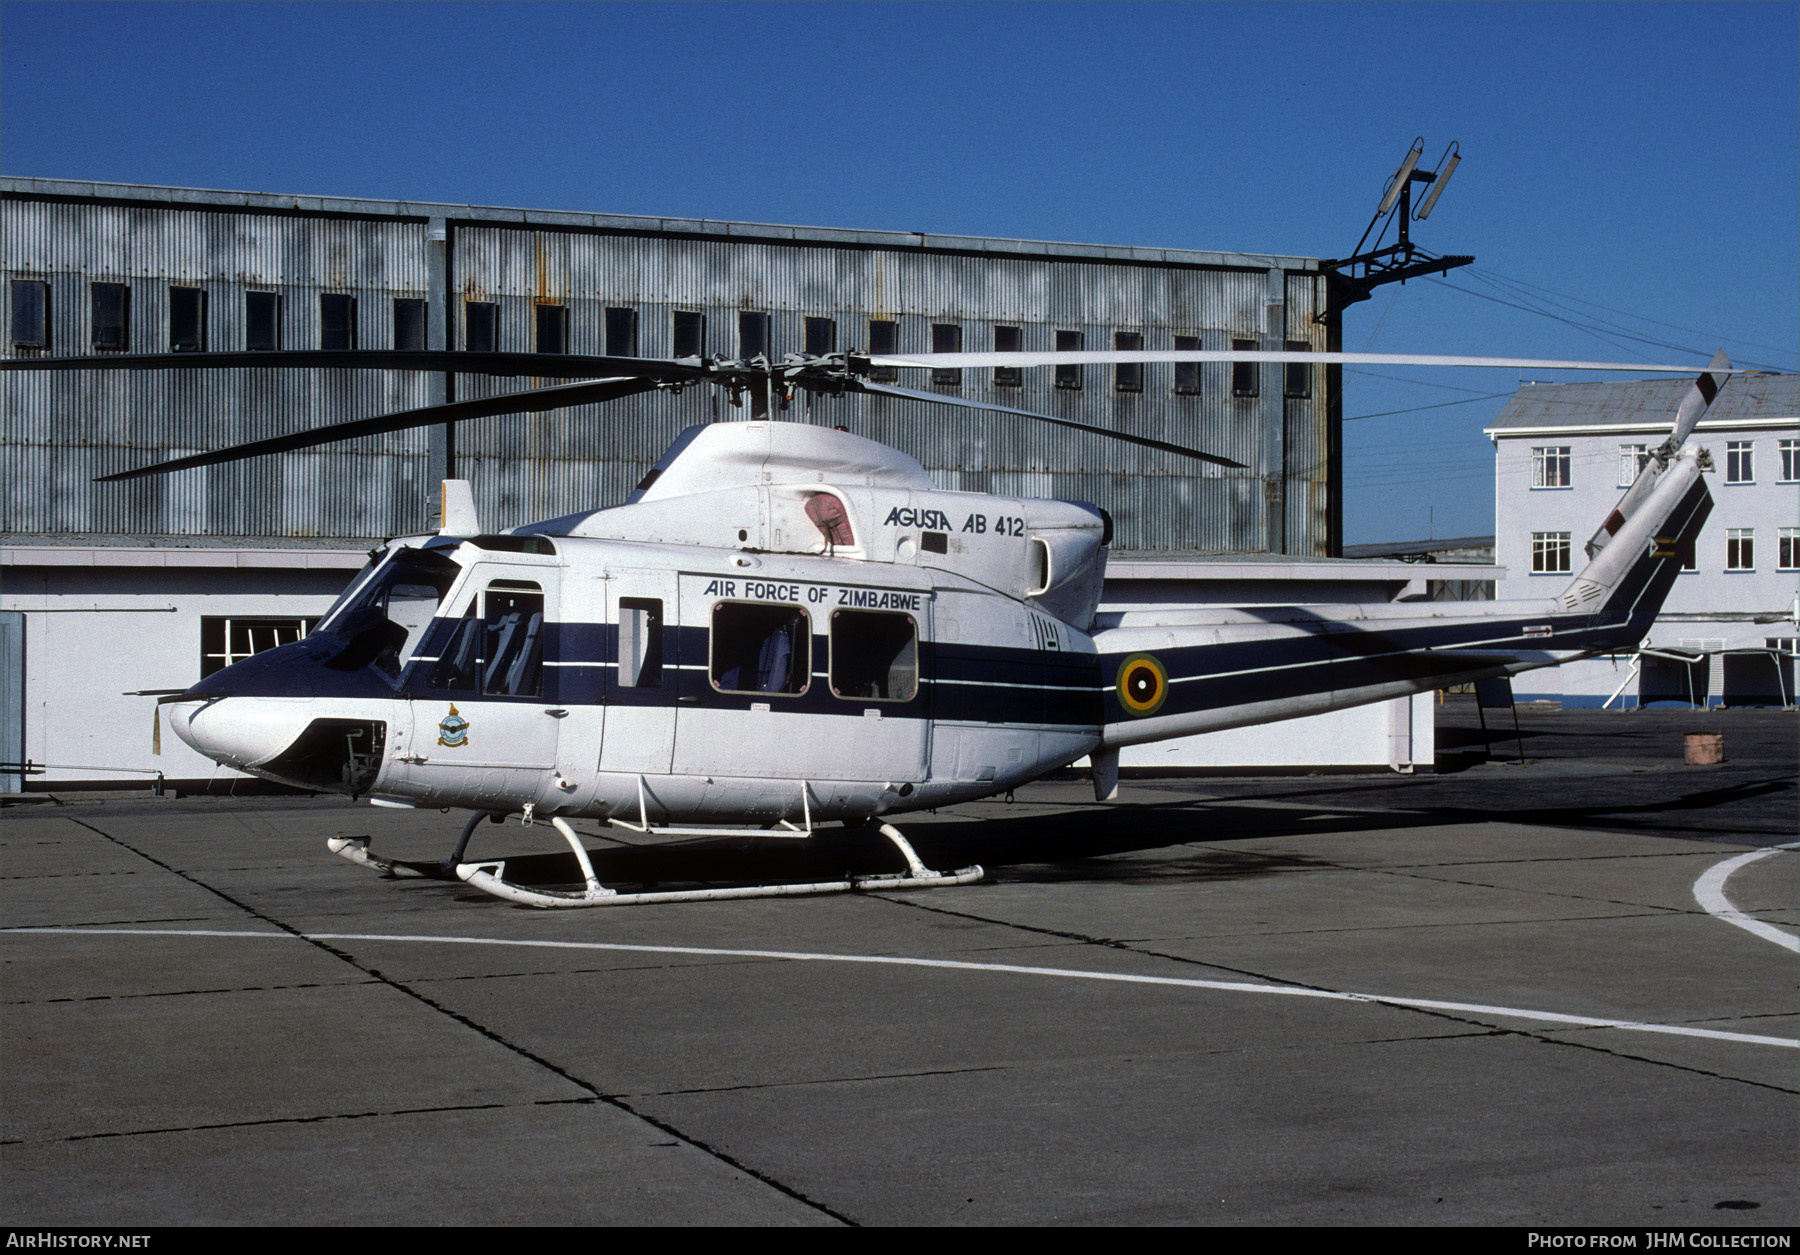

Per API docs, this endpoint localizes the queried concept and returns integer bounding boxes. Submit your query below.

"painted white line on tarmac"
[7,925,1795,1049]
[1693,842,1799,954]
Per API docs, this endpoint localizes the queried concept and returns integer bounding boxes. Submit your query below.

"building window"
[537,303,570,355]
[1725,441,1754,484]
[201,617,319,678]
[464,301,499,353]
[1532,446,1572,489]
[603,306,636,357]
[1114,331,1143,393]
[1231,339,1258,398]
[1779,438,1799,483]
[10,280,49,349]
[930,323,962,386]
[1727,528,1754,571]
[1284,340,1311,399]
[672,310,706,359]
[738,310,770,360]
[829,610,918,702]
[91,283,130,352]
[169,286,206,352]
[804,316,836,356]
[1055,329,1083,390]
[246,292,282,352]
[1618,443,1649,487]
[320,293,357,351]
[710,602,810,695]
[1531,531,1571,574]
[867,318,898,383]
[1173,334,1200,395]
[993,325,1022,388]
[393,298,427,352]
[1779,528,1798,572]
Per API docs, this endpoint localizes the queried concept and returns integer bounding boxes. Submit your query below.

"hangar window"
[1284,340,1312,399]
[1055,330,1083,390]
[738,310,771,359]
[1172,335,1201,395]
[1114,331,1143,393]
[804,317,837,356]
[169,286,207,352]
[1230,339,1258,398]
[536,303,570,355]
[91,283,130,352]
[320,293,357,351]
[1531,531,1571,574]
[931,323,962,386]
[711,602,810,696]
[246,292,282,351]
[393,298,427,352]
[200,617,321,678]
[830,610,918,702]
[867,318,899,382]
[10,280,49,349]
[993,325,1022,388]
[604,306,636,357]
[672,310,705,359]
[464,301,499,353]
[617,597,664,688]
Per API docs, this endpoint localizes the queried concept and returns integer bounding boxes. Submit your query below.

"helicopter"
[0,344,1731,907]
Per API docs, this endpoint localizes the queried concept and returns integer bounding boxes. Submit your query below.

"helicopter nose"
[169,698,317,772]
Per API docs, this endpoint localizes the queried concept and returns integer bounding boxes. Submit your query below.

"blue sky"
[4,1,1794,543]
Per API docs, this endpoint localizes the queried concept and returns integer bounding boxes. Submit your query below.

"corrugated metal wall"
[4,190,1330,554]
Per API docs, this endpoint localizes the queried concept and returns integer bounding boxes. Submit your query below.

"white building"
[1486,373,1798,707]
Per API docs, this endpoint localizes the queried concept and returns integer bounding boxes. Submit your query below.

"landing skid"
[328,808,983,908]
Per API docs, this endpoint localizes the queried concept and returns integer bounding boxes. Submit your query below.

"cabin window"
[604,306,636,357]
[393,298,427,352]
[993,325,1022,388]
[1285,340,1311,399]
[465,301,499,353]
[321,293,357,351]
[672,310,705,359]
[711,602,810,696]
[1231,339,1258,397]
[1055,330,1083,390]
[617,597,664,688]
[830,610,918,702]
[931,323,962,385]
[91,283,130,351]
[482,582,545,696]
[804,317,836,356]
[868,318,899,382]
[11,280,49,349]
[1173,334,1200,395]
[1114,331,1143,393]
[247,291,282,351]
[200,616,320,678]
[170,286,207,352]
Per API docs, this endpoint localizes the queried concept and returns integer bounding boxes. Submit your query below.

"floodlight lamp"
[1415,143,1461,220]
[1376,137,1425,218]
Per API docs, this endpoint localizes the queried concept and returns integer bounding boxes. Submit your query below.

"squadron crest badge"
[437,704,470,748]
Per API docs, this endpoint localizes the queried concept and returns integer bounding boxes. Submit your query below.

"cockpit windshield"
[315,548,465,679]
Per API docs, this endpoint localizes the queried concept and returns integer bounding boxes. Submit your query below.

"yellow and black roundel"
[1115,653,1169,717]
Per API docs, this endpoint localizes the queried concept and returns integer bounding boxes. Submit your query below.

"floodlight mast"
[1319,139,1473,319]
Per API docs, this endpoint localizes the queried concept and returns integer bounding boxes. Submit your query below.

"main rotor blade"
[865,350,1728,374]
[3,350,705,383]
[849,379,1246,469]
[95,377,662,482]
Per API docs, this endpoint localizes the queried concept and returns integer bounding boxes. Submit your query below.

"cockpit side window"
[318,548,463,679]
